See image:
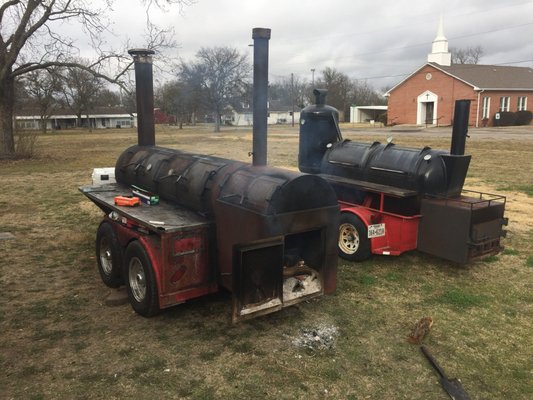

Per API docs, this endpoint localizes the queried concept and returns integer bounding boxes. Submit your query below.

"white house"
[222,101,301,126]
[15,107,137,130]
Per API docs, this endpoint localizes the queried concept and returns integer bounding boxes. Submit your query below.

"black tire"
[124,241,160,317]
[95,221,124,288]
[338,213,371,262]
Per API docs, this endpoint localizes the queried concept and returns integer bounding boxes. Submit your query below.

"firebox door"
[232,238,284,322]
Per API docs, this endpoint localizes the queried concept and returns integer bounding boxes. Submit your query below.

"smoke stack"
[128,49,155,147]
[313,89,328,106]
[252,28,271,166]
[450,99,470,155]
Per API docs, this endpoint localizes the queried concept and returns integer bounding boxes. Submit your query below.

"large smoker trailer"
[80,33,339,322]
[299,90,507,264]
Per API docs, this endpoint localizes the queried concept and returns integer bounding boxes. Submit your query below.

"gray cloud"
[93,0,533,89]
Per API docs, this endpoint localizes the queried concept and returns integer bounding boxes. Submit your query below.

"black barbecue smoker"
[80,29,339,321]
[299,90,507,264]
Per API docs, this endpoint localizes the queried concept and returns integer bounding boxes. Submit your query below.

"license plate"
[368,223,385,238]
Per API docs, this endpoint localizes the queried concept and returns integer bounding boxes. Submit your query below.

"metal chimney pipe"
[313,89,328,106]
[128,49,156,147]
[252,28,271,166]
[450,99,471,155]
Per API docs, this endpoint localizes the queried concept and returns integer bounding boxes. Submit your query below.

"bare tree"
[60,63,102,129]
[179,47,250,132]
[315,68,353,121]
[270,75,309,109]
[0,0,190,158]
[351,79,386,106]
[450,46,485,64]
[20,68,62,133]
[158,79,203,128]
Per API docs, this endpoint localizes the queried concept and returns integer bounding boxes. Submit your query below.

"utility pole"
[311,68,315,87]
[291,73,295,127]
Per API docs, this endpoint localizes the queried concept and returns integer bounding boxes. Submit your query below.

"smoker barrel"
[115,145,338,216]
[321,141,471,196]
[115,145,231,214]
[299,93,472,196]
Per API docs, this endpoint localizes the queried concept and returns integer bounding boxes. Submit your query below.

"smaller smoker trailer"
[80,35,339,322]
[299,90,507,264]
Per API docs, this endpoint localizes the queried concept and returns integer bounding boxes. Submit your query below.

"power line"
[283,1,532,45]
[283,21,533,68]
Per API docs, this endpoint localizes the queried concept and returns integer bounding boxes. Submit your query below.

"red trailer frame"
[338,194,421,260]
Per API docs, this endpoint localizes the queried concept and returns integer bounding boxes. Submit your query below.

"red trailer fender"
[338,201,420,258]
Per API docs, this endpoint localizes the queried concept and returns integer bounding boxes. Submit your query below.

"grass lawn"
[1,124,532,399]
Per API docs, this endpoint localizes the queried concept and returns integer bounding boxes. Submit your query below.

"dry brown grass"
[1,124,532,399]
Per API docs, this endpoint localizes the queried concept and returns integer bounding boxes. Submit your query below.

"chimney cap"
[128,48,155,57]
[252,28,271,40]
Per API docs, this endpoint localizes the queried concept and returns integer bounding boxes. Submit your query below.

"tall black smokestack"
[450,99,470,155]
[128,49,155,147]
[252,28,271,166]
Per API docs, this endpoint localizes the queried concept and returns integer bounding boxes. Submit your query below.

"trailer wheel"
[96,222,124,288]
[124,241,160,317]
[338,213,371,262]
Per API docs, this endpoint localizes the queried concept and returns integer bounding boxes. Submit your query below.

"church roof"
[430,62,533,90]
[386,62,533,95]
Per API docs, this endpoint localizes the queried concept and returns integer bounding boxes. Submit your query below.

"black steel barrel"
[322,140,471,196]
[115,145,232,214]
[115,145,338,216]
[216,164,338,214]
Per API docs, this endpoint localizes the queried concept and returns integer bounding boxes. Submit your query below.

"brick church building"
[386,19,533,127]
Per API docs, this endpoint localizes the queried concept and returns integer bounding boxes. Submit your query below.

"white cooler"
[92,168,116,186]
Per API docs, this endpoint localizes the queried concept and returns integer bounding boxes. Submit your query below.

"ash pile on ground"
[290,324,339,350]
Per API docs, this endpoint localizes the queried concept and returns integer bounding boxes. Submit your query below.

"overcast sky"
[100,0,533,90]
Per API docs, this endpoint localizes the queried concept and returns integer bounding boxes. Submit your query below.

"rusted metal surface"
[417,191,506,263]
[112,144,340,320]
[109,215,218,309]
[80,184,210,233]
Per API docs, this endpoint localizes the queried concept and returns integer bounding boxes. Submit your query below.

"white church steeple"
[427,16,451,66]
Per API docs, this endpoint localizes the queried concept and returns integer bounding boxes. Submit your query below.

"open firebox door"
[233,238,285,320]
[232,231,327,322]
[212,164,338,322]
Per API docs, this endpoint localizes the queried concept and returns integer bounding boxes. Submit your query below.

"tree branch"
[13,59,134,93]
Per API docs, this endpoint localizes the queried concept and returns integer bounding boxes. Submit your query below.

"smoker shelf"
[79,184,211,233]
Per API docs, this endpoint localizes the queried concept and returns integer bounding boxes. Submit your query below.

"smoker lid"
[217,165,338,215]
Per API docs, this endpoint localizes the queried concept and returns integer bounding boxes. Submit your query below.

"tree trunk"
[0,77,16,158]
[40,116,48,134]
[214,113,221,133]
